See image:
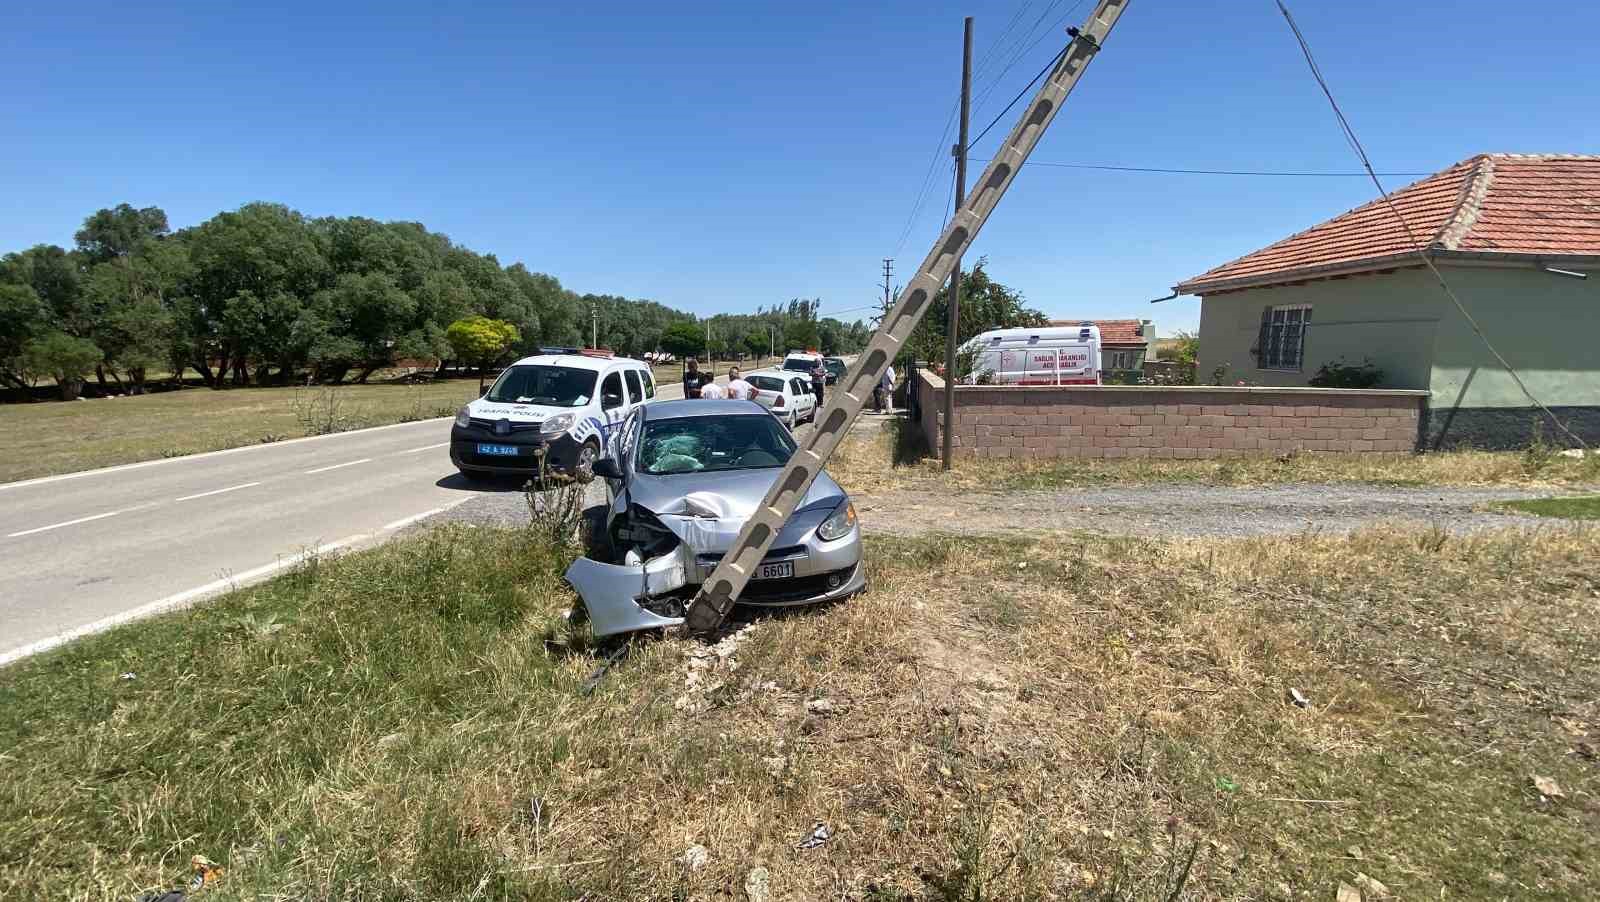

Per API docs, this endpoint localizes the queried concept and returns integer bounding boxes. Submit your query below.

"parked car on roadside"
[823,356,846,384]
[449,350,655,481]
[742,368,816,429]
[566,399,865,636]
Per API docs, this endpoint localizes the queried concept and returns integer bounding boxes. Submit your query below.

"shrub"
[1308,357,1384,389]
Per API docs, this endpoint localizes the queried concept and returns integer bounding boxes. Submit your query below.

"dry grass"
[829,419,1600,496]
[0,379,481,483]
[3,520,1596,899]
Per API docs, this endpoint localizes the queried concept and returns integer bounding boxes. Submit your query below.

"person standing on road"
[875,365,896,413]
[726,367,758,402]
[809,360,826,410]
[698,377,726,400]
[683,359,708,399]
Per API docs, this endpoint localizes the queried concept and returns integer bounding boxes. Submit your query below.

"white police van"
[450,349,656,481]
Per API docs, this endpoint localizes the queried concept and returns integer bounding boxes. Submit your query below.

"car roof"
[504,353,645,372]
[744,368,800,381]
[643,398,768,420]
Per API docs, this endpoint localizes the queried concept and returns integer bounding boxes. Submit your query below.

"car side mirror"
[592,458,624,480]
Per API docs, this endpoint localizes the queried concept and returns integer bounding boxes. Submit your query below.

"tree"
[1158,331,1198,366]
[445,316,521,375]
[659,321,704,360]
[910,258,1046,366]
[743,330,768,360]
[0,245,88,336]
[0,283,48,388]
[22,333,103,400]
[783,319,820,353]
[75,204,169,265]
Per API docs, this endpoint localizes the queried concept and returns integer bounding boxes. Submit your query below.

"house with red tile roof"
[1174,153,1600,449]
[1046,318,1154,372]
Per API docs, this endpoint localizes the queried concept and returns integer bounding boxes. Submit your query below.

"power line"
[973,159,1430,177]
[968,45,1067,151]
[1274,0,1588,451]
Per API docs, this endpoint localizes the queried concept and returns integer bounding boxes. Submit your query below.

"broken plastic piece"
[565,556,686,637]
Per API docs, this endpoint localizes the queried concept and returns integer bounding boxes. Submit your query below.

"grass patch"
[0,379,481,483]
[830,419,1600,494]
[1496,496,1600,521]
[3,524,1598,898]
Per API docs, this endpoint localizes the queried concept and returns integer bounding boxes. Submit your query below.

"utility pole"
[943,17,972,470]
[769,324,775,364]
[590,301,598,349]
[881,258,894,314]
[706,321,712,367]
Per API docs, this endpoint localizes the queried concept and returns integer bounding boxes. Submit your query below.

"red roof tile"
[1048,318,1147,345]
[1176,154,1600,293]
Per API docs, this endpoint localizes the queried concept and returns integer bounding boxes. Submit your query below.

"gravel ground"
[852,483,1573,539]
[438,475,1574,539]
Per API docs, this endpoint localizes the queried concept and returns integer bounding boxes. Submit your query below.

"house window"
[1257,305,1311,370]
[1110,351,1131,370]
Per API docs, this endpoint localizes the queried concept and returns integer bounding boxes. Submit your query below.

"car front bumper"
[449,425,585,475]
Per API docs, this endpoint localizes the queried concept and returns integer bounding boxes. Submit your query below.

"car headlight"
[815,499,857,541]
[540,413,575,436]
[454,406,471,428]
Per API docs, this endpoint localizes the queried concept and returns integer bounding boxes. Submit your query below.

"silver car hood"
[624,467,845,553]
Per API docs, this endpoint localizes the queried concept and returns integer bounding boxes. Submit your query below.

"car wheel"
[787,410,797,430]
[573,441,600,482]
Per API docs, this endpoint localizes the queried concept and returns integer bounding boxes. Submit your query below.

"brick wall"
[914,371,1426,459]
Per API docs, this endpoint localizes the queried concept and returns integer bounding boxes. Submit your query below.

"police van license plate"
[477,443,520,457]
[755,561,794,580]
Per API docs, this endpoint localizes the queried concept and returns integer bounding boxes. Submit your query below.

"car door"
[599,370,627,447]
[789,377,813,418]
[623,367,644,413]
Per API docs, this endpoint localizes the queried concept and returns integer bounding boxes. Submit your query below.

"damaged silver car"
[566,399,865,637]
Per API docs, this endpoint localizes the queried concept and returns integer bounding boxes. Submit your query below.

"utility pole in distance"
[591,301,598,349]
[942,17,972,470]
[881,258,894,313]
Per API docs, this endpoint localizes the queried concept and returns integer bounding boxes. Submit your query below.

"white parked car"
[742,369,816,430]
[449,350,656,481]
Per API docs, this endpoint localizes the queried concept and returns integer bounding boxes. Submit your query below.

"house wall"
[913,370,1425,459]
[1194,264,1600,448]
[1195,267,1443,390]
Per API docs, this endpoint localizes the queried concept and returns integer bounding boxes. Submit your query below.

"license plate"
[755,560,794,580]
[477,443,520,457]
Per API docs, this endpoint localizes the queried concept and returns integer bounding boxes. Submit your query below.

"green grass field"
[2,521,1595,899]
[0,380,482,483]
[1497,495,1600,520]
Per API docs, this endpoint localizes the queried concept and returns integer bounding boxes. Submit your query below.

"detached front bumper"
[449,425,584,475]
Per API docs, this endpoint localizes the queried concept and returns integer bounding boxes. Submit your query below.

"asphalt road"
[0,377,694,664]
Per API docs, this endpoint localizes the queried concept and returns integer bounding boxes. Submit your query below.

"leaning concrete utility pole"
[942,16,973,469]
[684,0,1130,633]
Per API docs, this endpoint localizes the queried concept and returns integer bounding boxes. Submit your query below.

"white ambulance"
[962,324,1102,385]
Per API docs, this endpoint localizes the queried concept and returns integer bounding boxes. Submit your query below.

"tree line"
[0,202,872,400]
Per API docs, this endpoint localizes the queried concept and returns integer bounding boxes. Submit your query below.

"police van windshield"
[485,365,597,406]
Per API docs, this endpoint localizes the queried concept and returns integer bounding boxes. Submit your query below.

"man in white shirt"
[698,378,726,400]
[725,367,759,401]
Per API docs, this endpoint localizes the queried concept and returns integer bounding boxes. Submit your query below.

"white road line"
[401,442,450,454]
[7,509,126,538]
[0,416,451,493]
[0,533,373,668]
[304,458,372,475]
[174,482,261,502]
[381,496,471,532]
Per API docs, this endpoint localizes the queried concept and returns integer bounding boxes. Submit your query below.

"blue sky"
[5,1,1598,334]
